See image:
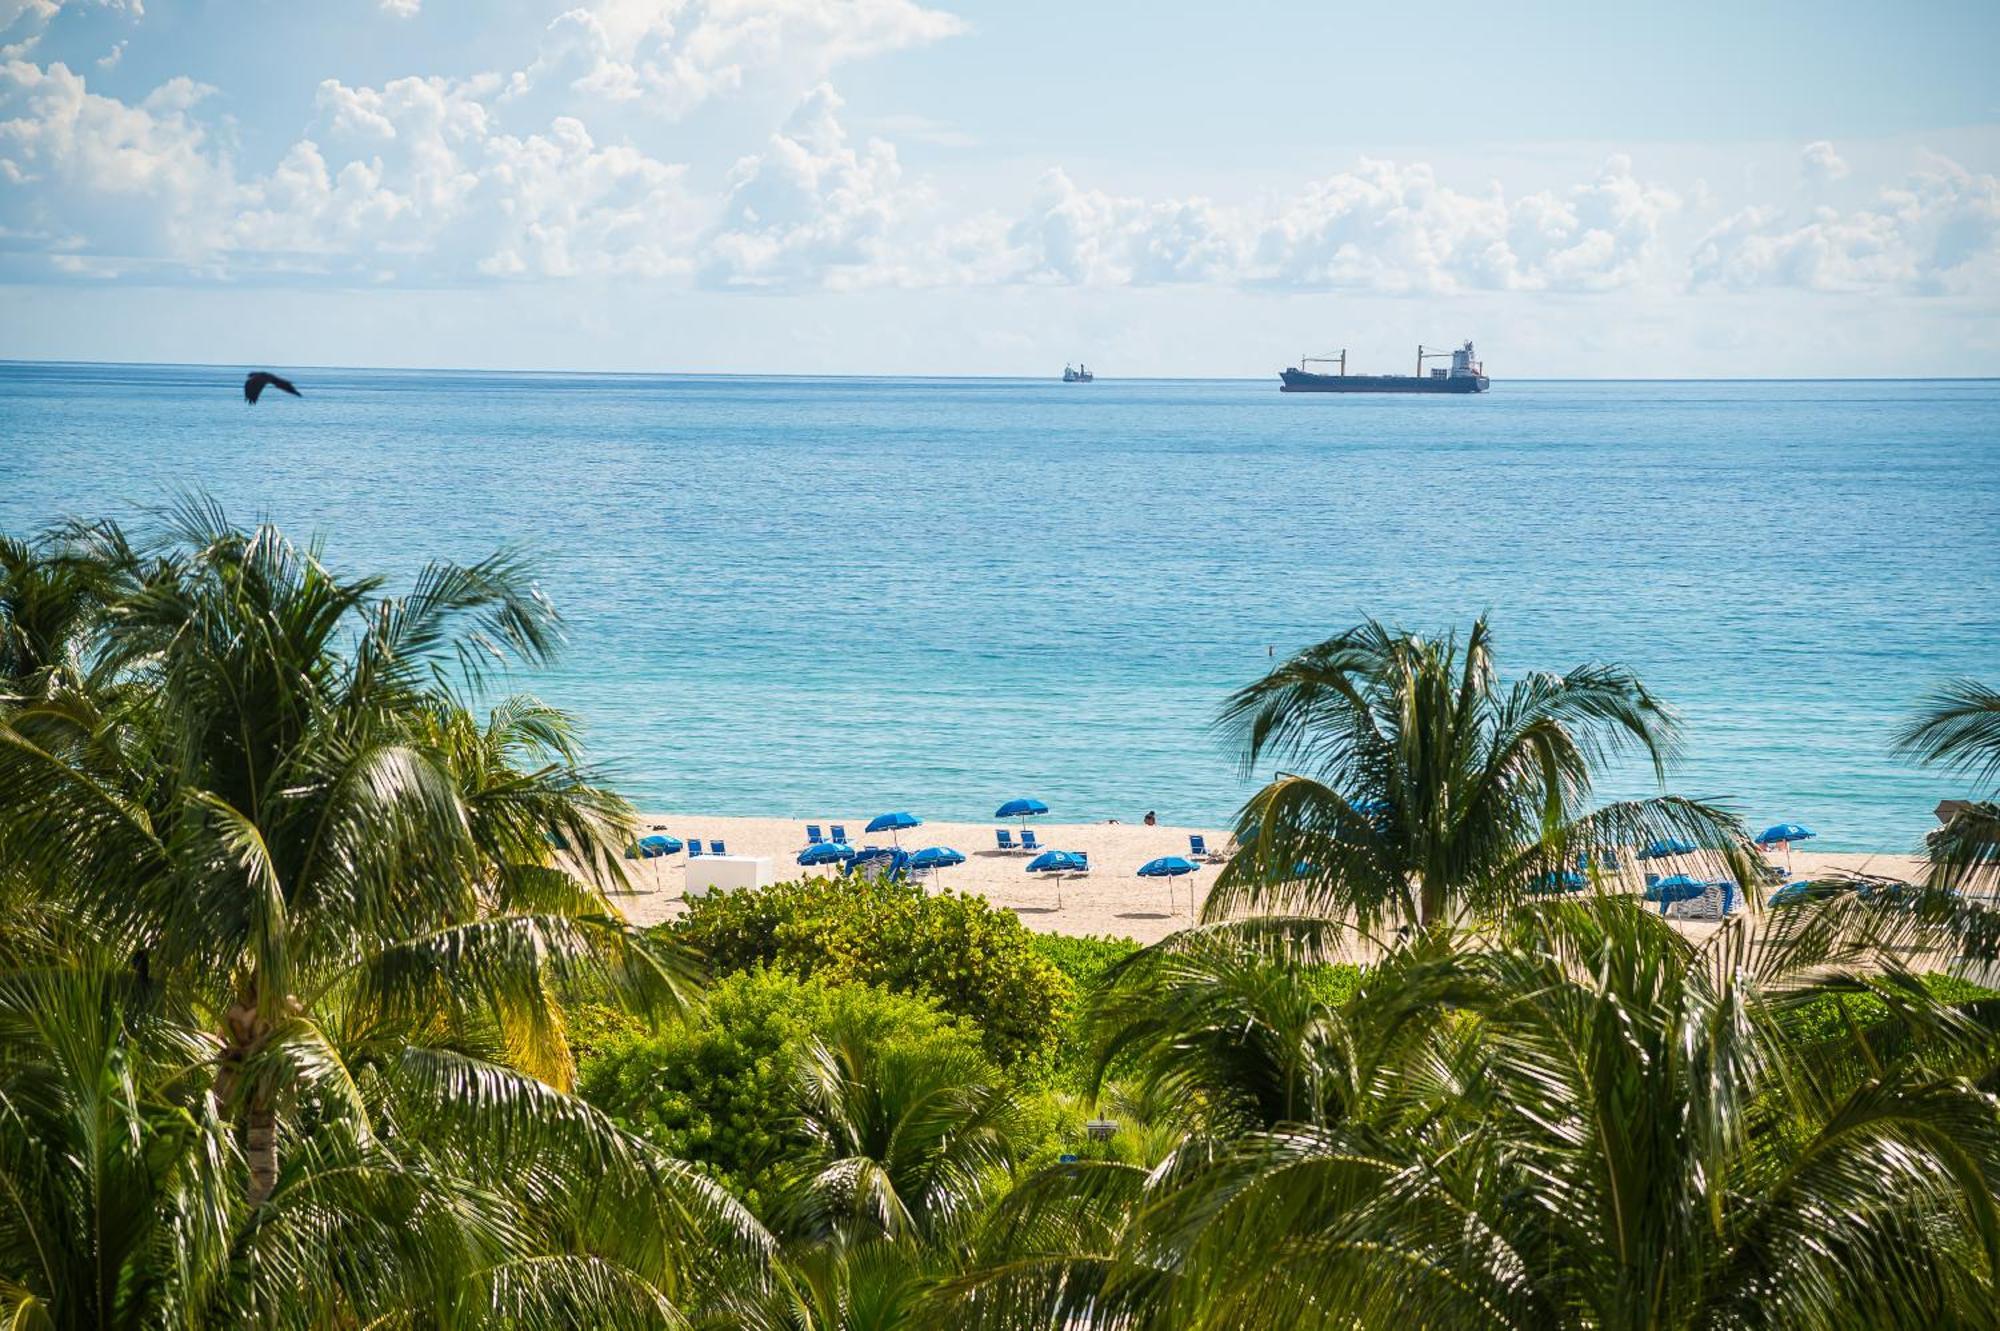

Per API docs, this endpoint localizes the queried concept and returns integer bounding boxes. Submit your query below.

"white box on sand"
[685,855,772,896]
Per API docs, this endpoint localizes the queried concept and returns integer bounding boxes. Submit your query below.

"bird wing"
[243,371,302,404]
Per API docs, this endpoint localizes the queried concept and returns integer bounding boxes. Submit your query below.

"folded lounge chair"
[1666,879,1737,921]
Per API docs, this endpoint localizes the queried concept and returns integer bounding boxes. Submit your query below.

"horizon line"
[3,357,1998,385]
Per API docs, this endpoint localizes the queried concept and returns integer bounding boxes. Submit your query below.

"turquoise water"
[3,362,1996,852]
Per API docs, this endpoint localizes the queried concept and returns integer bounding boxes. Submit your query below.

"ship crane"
[1299,349,1346,375]
[1416,344,1455,377]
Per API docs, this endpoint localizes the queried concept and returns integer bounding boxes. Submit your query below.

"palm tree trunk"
[1418,879,1446,929]
[218,997,280,1205]
[245,1088,279,1205]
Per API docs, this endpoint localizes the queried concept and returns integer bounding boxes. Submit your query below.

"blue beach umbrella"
[909,845,966,889]
[1755,821,1815,870]
[621,833,681,893]
[866,811,923,844]
[1642,873,1708,913]
[1529,869,1587,895]
[995,797,1049,827]
[1637,837,1699,861]
[1026,848,1086,908]
[1138,855,1203,914]
[797,841,857,869]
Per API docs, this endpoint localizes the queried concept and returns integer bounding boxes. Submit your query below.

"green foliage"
[578,968,985,1215]
[1212,615,1753,928]
[1025,931,1140,988]
[668,876,1073,1066]
[0,508,748,1328]
[1780,972,1998,1045]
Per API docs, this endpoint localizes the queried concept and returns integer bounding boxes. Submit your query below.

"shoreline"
[610,813,1928,946]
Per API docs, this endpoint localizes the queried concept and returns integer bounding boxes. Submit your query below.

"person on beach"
[1143,810,1157,826]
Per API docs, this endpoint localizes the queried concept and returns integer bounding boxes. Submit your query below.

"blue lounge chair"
[1072,851,1090,875]
[710,840,726,856]
[1189,834,1210,861]
[805,824,824,845]
[830,824,849,845]
[996,828,1017,853]
[1021,829,1042,853]
[687,841,703,858]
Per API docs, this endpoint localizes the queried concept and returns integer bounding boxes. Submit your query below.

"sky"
[1,0,1996,376]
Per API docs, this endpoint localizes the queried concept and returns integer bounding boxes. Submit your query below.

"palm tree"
[0,504,767,1323]
[729,1021,1034,1330]
[782,1028,1026,1250]
[1210,616,1749,929]
[951,900,2000,1330]
[0,953,769,1328]
[0,525,125,699]
[1899,679,2000,897]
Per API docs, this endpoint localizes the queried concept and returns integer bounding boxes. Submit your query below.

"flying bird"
[243,371,301,404]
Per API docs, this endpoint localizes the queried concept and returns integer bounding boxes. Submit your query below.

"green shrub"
[1782,972,1998,1047]
[666,877,1073,1066]
[1027,932,1141,989]
[577,967,983,1214]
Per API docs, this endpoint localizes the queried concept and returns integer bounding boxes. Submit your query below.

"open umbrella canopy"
[1643,873,1708,903]
[1529,869,1587,894]
[1026,849,1087,874]
[625,834,682,859]
[797,841,858,866]
[910,846,966,871]
[995,798,1049,820]
[866,811,923,834]
[1138,855,1201,879]
[1637,837,1699,861]
[1754,822,1816,846]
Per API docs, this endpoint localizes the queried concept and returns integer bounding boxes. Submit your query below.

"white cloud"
[0,61,698,280]
[93,37,119,67]
[379,0,420,16]
[700,82,925,288]
[1004,168,1238,285]
[0,52,1988,314]
[516,0,965,118]
[1249,154,1678,294]
[1691,152,2000,294]
[2,0,139,60]
[230,74,698,279]
[1802,139,1849,187]
[0,60,230,266]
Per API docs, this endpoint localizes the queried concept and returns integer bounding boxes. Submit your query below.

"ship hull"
[1280,370,1488,393]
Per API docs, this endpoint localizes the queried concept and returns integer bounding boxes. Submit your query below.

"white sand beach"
[609,813,1927,945]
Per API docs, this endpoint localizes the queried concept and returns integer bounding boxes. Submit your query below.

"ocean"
[3,362,1996,852]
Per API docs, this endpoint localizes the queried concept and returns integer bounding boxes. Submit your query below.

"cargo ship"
[1063,363,1094,382]
[1280,341,1489,393]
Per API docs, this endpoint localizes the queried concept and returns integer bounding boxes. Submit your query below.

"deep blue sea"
[3,362,1996,852]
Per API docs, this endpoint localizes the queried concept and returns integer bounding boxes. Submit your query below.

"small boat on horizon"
[1063,363,1095,383]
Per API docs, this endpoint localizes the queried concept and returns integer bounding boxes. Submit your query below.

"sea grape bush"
[666,876,1072,1066]
[578,967,986,1214]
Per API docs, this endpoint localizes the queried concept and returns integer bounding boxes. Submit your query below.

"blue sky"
[2,0,1996,375]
